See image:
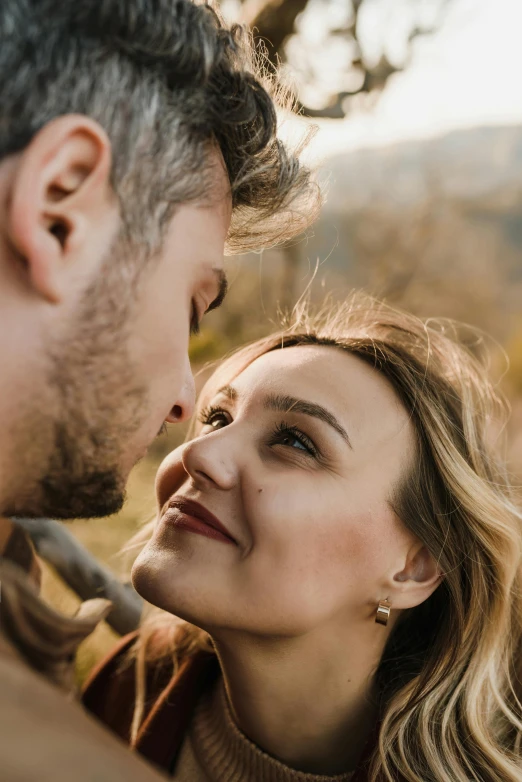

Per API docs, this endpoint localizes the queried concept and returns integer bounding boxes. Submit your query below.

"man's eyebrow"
[264,393,353,449]
[206,269,228,313]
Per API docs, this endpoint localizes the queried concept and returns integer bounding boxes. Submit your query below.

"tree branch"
[14,517,143,636]
[241,0,309,67]
[240,0,451,120]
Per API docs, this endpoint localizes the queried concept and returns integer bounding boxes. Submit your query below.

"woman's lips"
[162,497,237,545]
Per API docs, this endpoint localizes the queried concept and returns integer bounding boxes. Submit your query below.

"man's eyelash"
[190,301,201,337]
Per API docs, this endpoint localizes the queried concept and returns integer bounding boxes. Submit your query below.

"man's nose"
[166,364,196,424]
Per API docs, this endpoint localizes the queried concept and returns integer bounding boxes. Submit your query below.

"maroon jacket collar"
[83,631,219,771]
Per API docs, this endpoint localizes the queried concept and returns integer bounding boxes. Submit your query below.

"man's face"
[9,183,231,520]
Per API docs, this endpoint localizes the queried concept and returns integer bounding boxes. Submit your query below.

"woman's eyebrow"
[264,393,353,449]
[216,384,237,401]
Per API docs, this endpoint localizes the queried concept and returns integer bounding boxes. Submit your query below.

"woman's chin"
[131,545,178,609]
[131,545,221,628]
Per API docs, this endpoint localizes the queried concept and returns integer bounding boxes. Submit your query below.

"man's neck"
[211,618,387,776]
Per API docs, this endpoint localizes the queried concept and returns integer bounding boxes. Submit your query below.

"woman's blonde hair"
[130,293,522,781]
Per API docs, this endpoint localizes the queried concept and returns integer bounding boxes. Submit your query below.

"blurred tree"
[220,0,455,307]
[233,0,452,119]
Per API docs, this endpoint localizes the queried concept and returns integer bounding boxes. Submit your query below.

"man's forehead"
[163,197,231,261]
[203,146,233,217]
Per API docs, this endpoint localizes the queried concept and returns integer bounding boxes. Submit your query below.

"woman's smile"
[161,496,238,546]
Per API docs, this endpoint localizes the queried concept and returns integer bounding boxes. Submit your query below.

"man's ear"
[389,542,443,609]
[6,115,115,304]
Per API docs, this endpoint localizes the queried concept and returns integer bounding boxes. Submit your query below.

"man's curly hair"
[0,0,319,252]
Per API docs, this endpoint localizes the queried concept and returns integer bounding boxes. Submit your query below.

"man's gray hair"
[0,0,319,252]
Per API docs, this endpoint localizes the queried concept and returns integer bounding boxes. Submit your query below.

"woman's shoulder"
[82,627,220,770]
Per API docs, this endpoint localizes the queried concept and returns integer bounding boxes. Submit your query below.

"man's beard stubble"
[8,238,151,521]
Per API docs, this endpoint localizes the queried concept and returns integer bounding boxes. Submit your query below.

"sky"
[300,0,522,160]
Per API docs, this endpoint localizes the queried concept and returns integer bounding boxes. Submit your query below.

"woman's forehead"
[232,345,385,399]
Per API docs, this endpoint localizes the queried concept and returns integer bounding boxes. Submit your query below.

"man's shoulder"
[0,644,166,781]
[0,545,163,780]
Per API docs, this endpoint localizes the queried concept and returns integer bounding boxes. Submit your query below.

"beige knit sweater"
[173,679,355,782]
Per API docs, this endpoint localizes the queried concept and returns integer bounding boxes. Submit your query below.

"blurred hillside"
[317,125,522,323]
[202,124,522,354]
[254,125,522,327]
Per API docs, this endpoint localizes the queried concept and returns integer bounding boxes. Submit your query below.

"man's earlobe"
[6,115,113,304]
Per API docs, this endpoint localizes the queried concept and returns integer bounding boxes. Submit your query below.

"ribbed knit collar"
[190,678,355,782]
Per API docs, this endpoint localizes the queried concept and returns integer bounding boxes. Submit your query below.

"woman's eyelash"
[270,421,318,457]
[198,404,228,426]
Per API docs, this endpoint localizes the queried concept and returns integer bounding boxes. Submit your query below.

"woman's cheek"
[304,503,396,595]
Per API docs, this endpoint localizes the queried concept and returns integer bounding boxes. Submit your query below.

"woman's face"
[133,345,418,636]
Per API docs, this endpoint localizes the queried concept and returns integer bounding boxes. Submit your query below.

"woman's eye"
[272,423,317,457]
[279,432,308,451]
[207,415,227,430]
[198,406,229,431]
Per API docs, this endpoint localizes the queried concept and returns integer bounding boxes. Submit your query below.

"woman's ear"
[390,543,443,609]
[5,114,116,304]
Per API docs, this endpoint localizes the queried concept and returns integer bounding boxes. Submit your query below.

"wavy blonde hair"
[129,293,522,781]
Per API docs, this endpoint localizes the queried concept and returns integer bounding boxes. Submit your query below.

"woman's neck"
[211,618,387,776]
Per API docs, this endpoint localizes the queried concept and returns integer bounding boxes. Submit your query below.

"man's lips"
[162,497,237,545]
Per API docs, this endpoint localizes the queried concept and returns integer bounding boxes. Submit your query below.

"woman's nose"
[181,430,238,491]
